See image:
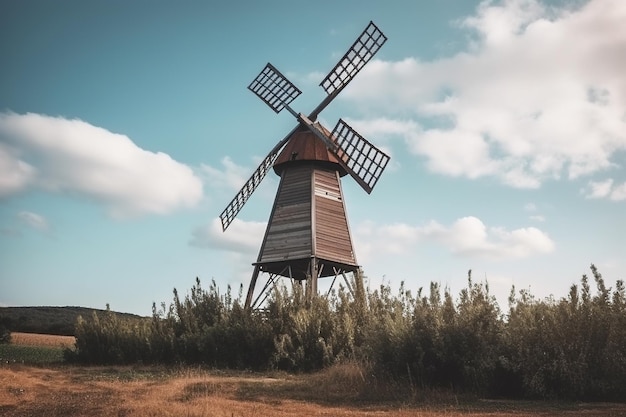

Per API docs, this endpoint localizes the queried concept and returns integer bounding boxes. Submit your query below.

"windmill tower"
[219,22,389,309]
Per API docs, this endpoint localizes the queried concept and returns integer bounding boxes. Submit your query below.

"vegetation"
[1,332,75,364]
[0,315,11,344]
[64,265,625,402]
[0,343,66,364]
[0,306,144,336]
[4,365,625,417]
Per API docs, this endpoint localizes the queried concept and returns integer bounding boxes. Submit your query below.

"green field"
[0,343,66,364]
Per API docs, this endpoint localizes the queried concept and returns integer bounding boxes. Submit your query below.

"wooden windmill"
[220,22,389,309]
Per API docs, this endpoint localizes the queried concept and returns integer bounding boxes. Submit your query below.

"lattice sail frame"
[248,63,302,113]
[220,146,281,231]
[320,21,387,96]
[331,119,389,194]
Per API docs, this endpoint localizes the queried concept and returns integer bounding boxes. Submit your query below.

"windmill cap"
[273,126,348,176]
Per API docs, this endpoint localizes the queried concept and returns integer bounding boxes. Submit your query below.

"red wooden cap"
[273,126,347,176]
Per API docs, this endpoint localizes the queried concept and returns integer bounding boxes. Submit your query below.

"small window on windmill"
[315,186,342,202]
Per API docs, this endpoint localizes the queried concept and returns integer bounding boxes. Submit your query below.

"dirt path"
[1,365,625,417]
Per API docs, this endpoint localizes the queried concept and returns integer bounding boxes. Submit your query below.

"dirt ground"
[1,365,626,417]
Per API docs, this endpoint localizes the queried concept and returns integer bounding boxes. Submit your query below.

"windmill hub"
[218,22,389,309]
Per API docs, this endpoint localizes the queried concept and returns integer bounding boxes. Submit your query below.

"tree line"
[66,265,626,401]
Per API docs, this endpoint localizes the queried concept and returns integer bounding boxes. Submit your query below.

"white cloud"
[343,0,626,189]
[584,178,613,199]
[355,216,555,262]
[200,156,249,191]
[439,217,555,259]
[356,221,421,257]
[189,217,266,254]
[0,112,203,217]
[583,178,626,201]
[0,143,36,197]
[17,211,50,232]
[612,182,626,201]
[461,0,547,47]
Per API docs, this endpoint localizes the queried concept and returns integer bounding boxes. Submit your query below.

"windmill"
[220,21,389,309]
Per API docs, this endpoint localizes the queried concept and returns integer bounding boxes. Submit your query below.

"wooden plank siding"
[259,165,313,263]
[257,162,358,276]
[313,169,357,266]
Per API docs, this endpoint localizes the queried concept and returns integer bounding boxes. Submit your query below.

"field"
[2,364,626,417]
[1,333,626,417]
[9,332,76,348]
[0,332,75,364]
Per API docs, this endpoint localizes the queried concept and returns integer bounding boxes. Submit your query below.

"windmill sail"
[309,21,387,120]
[219,128,296,231]
[320,21,387,96]
[248,63,301,114]
[294,114,389,194]
[331,119,390,194]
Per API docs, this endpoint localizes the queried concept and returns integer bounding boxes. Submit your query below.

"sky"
[1,0,625,316]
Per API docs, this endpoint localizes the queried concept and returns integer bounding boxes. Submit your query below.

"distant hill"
[0,306,146,336]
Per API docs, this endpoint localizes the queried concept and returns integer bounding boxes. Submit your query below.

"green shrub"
[70,266,626,401]
[502,265,626,400]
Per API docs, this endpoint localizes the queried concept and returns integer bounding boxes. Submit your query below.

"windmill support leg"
[254,273,279,309]
[341,271,355,299]
[245,265,261,309]
[326,273,339,299]
[306,258,318,302]
[354,267,366,305]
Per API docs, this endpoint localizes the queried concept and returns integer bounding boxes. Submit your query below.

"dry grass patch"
[10,332,75,348]
[1,364,625,417]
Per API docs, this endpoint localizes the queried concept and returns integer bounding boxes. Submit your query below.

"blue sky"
[1,0,624,316]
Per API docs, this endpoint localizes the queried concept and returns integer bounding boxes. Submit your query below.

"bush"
[503,265,626,400]
[70,266,626,401]
[0,315,11,344]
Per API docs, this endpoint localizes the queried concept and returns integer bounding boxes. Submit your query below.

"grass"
[2,364,626,417]
[1,333,625,416]
[0,332,75,364]
[0,344,65,364]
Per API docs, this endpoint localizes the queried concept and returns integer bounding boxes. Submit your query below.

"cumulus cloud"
[355,216,554,262]
[189,217,266,254]
[0,112,203,217]
[0,144,36,197]
[343,0,626,189]
[583,178,626,201]
[425,216,555,259]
